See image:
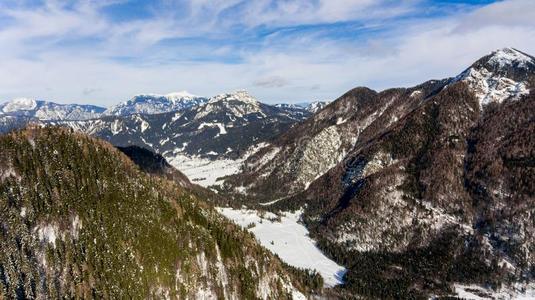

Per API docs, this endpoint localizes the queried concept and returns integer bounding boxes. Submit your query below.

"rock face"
[0,126,308,299]
[219,48,535,298]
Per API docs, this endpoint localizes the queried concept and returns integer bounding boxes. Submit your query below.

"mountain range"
[1,47,534,299]
[0,91,325,129]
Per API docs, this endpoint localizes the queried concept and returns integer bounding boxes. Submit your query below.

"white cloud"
[254,76,290,88]
[0,0,533,105]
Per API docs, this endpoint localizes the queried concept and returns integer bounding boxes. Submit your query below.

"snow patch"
[134,115,149,133]
[35,224,59,248]
[487,48,533,69]
[2,98,37,112]
[0,166,20,182]
[216,207,347,287]
[336,117,349,125]
[198,122,227,135]
[111,119,122,135]
[363,151,397,177]
[71,215,82,239]
[410,90,422,97]
[160,137,170,145]
[451,283,535,300]
[460,67,529,107]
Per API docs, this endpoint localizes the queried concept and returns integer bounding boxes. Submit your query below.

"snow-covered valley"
[216,207,347,287]
[166,154,244,186]
[449,283,535,300]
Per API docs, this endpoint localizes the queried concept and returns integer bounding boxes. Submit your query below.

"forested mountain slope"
[0,126,311,299]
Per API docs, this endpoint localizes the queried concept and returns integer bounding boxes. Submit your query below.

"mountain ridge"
[0,98,105,121]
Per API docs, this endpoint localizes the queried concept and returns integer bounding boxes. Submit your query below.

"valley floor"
[216,207,347,287]
[166,154,244,186]
[449,283,535,300]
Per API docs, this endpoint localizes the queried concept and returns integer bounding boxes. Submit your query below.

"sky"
[0,0,534,106]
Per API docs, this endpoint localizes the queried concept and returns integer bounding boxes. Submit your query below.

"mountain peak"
[106,92,207,116]
[485,47,534,69]
[455,47,534,107]
[2,98,38,113]
[131,91,199,102]
[164,91,197,100]
[208,90,259,105]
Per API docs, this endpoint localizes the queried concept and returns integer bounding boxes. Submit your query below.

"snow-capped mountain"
[219,48,535,298]
[104,91,208,116]
[0,98,105,120]
[53,90,311,186]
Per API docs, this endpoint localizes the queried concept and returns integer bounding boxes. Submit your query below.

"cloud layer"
[0,0,534,105]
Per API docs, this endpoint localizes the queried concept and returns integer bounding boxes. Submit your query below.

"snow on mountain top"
[2,98,38,112]
[0,99,105,120]
[194,90,263,119]
[106,92,207,116]
[131,91,200,102]
[455,47,533,108]
[487,47,534,68]
[165,91,198,100]
[207,90,259,105]
[275,103,301,109]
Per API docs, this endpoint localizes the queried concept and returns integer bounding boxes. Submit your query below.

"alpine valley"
[1,48,534,299]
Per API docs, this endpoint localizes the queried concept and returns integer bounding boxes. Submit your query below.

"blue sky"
[0,0,534,105]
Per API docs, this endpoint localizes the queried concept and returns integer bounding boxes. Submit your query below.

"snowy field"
[216,207,347,287]
[165,143,270,187]
[166,154,243,187]
[451,283,535,300]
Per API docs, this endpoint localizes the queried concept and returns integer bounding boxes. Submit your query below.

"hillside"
[0,126,311,299]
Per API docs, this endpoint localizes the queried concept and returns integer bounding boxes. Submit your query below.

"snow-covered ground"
[165,142,270,188]
[166,154,244,187]
[450,283,535,300]
[216,207,347,287]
